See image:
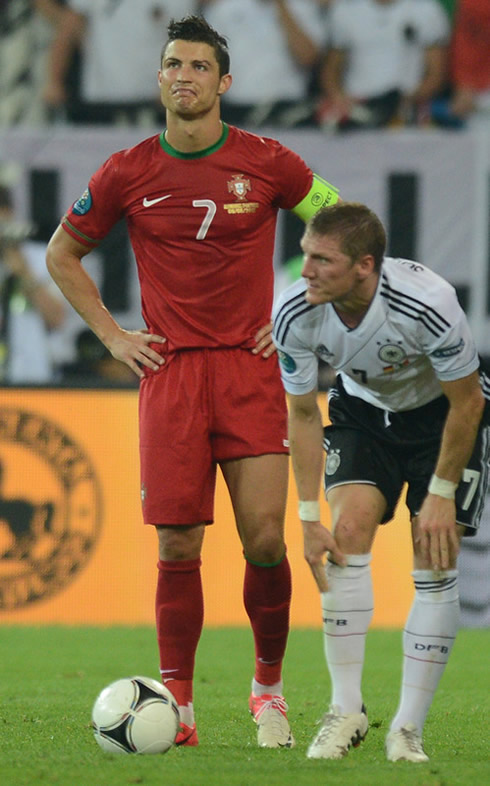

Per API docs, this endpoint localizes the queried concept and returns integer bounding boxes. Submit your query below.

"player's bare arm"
[46,225,166,378]
[416,370,485,571]
[408,44,447,103]
[42,3,86,109]
[320,48,353,116]
[288,390,346,591]
[273,0,320,68]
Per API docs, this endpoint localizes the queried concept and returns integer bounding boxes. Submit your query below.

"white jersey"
[202,0,327,103]
[272,257,479,412]
[3,241,64,384]
[329,0,450,98]
[68,0,198,102]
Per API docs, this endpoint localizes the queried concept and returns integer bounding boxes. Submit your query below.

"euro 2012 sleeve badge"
[72,187,92,215]
[277,350,297,374]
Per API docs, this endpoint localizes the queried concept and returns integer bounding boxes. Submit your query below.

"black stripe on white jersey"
[380,274,451,337]
[274,293,315,345]
[480,370,490,403]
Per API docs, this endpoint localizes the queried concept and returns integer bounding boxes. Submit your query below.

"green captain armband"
[291,174,340,222]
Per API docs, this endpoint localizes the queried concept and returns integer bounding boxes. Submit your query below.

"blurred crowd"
[1,0,488,131]
[0,0,489,387]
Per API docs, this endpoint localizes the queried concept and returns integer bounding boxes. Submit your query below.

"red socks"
[156,555,292,700]
[156,558,203,706]
[243,556,292,686]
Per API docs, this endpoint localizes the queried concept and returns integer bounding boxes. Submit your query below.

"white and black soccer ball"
[92,675,180,754]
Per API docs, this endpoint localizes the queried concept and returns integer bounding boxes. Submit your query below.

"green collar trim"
[159,123,229,159]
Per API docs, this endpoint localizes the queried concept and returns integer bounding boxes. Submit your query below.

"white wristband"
[298,500,321,521]
[428,474,458,500]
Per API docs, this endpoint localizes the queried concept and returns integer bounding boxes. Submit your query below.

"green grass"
[0,627,488,786]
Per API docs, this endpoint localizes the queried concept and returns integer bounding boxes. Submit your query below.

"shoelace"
[254,696,288,721]
[314,711,345,743]
[398,727,423,753]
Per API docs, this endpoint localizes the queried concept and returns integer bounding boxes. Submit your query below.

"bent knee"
[331,512,379,553]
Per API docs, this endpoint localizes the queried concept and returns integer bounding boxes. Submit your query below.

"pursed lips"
[172,86,197,97]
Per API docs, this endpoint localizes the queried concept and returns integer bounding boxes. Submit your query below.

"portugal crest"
[227,174,251,202]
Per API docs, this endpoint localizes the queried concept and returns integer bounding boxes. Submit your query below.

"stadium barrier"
[2,125,489,355]
[0,388,413,626]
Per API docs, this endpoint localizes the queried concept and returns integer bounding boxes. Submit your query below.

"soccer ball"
[92,675,180,754]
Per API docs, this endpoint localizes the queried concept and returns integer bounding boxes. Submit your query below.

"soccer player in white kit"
[273,202,489,762]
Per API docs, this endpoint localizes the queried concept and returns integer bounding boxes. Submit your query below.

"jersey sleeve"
[268,139,340,219]
[288,0,330,47]
[272,283,319,396]
[61,154,124,247]
[421,1,451,45]
[291,173,340,221]
[423,284,479,381]
[269,141,315,211]
[329,2,350,49]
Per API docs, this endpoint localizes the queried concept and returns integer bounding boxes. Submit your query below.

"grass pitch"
[0,626,488,786]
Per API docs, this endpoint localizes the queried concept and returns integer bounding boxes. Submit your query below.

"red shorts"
[139,348,289,525]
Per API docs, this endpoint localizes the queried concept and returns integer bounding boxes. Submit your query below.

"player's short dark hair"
[161,15,230,77]
[306,202,386,271]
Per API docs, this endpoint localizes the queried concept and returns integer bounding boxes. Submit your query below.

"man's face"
[300,230,360,306]
[158,40,230,118]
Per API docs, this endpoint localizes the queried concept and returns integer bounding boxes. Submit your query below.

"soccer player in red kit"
[46,15,341,748]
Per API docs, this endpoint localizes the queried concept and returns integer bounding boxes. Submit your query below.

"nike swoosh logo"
[143,195,172,207]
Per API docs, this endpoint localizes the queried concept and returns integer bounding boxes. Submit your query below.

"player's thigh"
[405,420,490,534]
[220,453,289,560]
[454,419,490,533]
[211,348,289,459]
[139,354,215,525]
[324,425,403,526]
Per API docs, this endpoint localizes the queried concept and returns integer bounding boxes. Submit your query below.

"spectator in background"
[449,0,490,127]
[60,329,139,387]
[317,0,450,132]
[44,0,198,125]
[0,0,69,126]
[0,186,66,384]
[200,0,327,127]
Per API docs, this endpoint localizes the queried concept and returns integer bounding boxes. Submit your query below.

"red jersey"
[62,123,313,350]
[451,0,490,91]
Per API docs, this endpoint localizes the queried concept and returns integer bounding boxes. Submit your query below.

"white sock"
[251,678,283,697]
[321,554,373,714]
[390,569,459,734]
[178,702,194,726]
